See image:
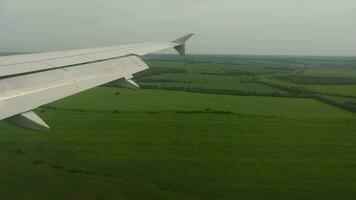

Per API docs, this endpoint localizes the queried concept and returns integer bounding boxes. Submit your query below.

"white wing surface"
[0,34,193,131]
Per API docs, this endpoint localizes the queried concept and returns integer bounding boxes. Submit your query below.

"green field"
[1,55,356,199]
[48,88,354,119]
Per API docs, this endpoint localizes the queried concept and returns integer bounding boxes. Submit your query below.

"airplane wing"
[0,33,194,131]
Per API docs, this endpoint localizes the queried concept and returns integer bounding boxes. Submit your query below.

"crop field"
[1,54,356,199]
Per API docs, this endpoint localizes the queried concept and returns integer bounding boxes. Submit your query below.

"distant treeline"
[201,70,264,77]
[311,95,356,113]
[134,67,187,79]
[279,75,356,85]
[140,85,295,98]
[138,79,195,83]
[40,105,236,116]
[257,81,356,113]
[255,81,309,97]
[314,92,356,99]
[144,54,356,64]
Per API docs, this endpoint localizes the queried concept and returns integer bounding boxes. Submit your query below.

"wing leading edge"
[0,34,194,131]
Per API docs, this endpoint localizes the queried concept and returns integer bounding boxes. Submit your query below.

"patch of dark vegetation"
[11,148,26,156]
[141,85,294,98]
[143,54,318,66]
[33,160,44,165]
[115,91,120,95]
[72,108,85,112]
[315,92,356,99]
[51,163,107,176]
[209,110,234,115]
[47,161,109,177]
[176,109,234,115]
[256,81,356,113]
[49,162,64,170]
[68,167,109,176]
[42,106,104,113]
[265,66,297,72]
[134,67,187,79]
[279,75,356,85]
[138,79,195,84]
[175,111,207,114]
[256,81,309,97]
[345,102,356,106]
[67,168,91,175]
[311,95,356,113]
[201,70,265,77]
[41,106,143,115]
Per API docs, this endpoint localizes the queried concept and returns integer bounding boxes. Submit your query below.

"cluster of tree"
[311,95,356,113]
[279,75,356,85]
[346,102,356,106]
[315,92,356,99]
[134,67,187,80]
[138,79,195,83]
[255,81,309,97]
[255,80,356,113]
[141,85,294,98]
[265,66,297,72]
[201,70,262,77]
[175,110,234,115]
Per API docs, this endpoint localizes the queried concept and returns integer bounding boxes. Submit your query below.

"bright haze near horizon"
[0,0,355,56]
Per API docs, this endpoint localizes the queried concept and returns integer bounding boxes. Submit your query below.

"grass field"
[1,88,356,199]
[1,54,356,199]
[48,88,354,119]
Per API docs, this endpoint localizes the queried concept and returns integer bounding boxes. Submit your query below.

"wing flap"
[4,111,50,132]
[108,78,140,90]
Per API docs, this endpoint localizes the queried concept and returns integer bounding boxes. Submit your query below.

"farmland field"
[1,54,356,199]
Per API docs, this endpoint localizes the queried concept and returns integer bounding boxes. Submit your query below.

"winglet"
[4,111,50,132]
[172,33,194,44]
[172,33,194,55]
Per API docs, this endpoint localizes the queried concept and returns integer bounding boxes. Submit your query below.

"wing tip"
[172,33,194,44]
[172,33,194,55]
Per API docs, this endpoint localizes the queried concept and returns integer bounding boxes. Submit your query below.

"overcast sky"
[1,0,356,56]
